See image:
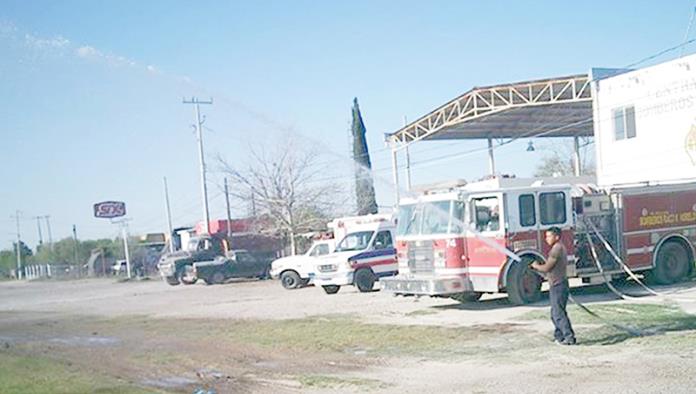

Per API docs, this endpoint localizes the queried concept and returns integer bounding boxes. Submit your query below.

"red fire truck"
[381,177,696,305]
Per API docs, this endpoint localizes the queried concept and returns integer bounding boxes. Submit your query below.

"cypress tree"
[351,98,378,215]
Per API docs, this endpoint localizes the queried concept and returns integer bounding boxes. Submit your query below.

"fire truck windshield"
[397,200,461,236]
[334,231,374,252]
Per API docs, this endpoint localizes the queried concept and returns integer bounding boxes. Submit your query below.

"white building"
[592,55,696,187]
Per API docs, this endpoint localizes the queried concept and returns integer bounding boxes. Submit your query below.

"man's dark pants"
[550,280,575,341]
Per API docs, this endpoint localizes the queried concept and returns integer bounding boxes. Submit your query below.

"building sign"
[93,201,126,219]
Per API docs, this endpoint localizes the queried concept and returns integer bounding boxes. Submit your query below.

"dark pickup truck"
[157,235,228,286]
[193,250,271,285]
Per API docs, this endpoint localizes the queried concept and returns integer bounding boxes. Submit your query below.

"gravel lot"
[2,277,696,393]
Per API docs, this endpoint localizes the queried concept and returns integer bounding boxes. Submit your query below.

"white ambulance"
[313,214,398,294]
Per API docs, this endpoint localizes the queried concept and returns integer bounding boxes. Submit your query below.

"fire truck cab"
[383,177,580,304]
[383,176,696,304]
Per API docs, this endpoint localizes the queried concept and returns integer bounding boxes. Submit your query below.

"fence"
[21,264,83,280]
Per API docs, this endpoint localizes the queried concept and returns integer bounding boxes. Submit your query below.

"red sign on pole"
[93,201,126,219]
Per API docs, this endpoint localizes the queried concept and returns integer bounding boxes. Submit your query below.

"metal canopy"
[387,74,593,146]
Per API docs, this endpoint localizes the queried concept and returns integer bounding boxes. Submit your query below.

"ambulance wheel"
[322,285,340,294]
[450,292,482,303]
[652,241,690,285]
[355,269,376,293]
[507,260,542,305]
[280,271,301,289]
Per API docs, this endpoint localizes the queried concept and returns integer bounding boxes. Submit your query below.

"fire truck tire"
[280,271,302,289]
[165,276,180,286]
[506,260,542,305]
[652,241,690,285]
[450,292,482,303]
[354,269,376,292]
[178,266,197,285]
[322,285,340,294]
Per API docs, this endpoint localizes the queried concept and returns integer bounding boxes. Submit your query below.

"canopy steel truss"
[387,74,593,148]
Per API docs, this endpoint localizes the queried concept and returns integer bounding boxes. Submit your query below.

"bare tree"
[534,138,596,177]
[219,136,346,255]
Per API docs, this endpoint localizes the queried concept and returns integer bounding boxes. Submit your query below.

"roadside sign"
[93,201,126,219]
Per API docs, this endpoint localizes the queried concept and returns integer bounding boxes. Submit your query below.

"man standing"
[531,227,576,345]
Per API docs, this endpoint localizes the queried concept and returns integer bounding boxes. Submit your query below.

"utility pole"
[34,216,44,248]
[43,215,53,250]
[183,97,213,235]
[11,211,22,280]
[403,116,412,191]
[163,177,175,253]
[121,221,132,279]
[72,224,79,277]
[224,177,232,240]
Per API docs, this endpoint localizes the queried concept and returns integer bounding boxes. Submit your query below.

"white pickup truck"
[270,239,334,289]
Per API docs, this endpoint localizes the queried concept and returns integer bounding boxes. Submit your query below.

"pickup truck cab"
[157,235,228,285]
[193,250,271,285]
[313,216,397,294]
[270,239,335,289]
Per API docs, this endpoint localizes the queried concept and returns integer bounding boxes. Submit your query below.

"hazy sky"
[1,0,694,250]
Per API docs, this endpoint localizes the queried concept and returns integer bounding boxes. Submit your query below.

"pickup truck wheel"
[165,276,180,286]
[322,285,340,294]
[178,266,197,285]
[354,269,376,293]
[257,265,271,280]
[651,241,690,285]
[450,292,482,303]
[212,272,226,285]
[507,259,542,305]
[280,271,301,289]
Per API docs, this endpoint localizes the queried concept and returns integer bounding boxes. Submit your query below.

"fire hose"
[530,218,667,337]
[560,222,645,336]
[551,218,694,337]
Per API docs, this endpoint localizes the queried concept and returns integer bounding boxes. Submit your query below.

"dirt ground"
[2,277,696,393]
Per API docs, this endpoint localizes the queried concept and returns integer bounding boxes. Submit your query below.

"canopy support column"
[573,136,581,176]
[487,138,496,175]
[391,147,400,205]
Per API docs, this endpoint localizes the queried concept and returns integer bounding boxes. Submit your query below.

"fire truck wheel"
[280,271,302,289]
[322,285,340,294]
[450,292,482,303]
[178,266,197,285]
[355,269,376,293]
[507,260,542,305]
[165,276,180,286]
[652,241,690,285]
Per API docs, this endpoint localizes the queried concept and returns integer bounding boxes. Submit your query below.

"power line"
[681,3,696,57]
